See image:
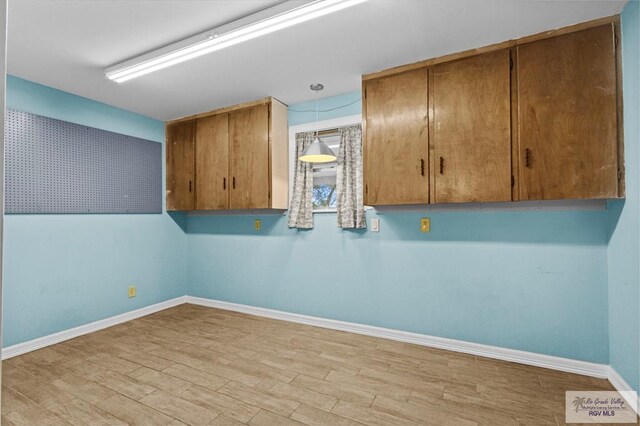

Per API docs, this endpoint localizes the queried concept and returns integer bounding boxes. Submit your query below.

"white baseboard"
[186,296,609,379]
[608,366,640,415]
[2,296,187,360]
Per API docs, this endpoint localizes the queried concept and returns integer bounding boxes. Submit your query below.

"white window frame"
[288,114,362,213]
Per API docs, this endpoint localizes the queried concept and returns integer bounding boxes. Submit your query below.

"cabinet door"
[517,24,618,200]
[229,104,270,209]
[433,50,512,203]
[364,69,429,205]
[166,121,195,210]
[195,114,229,210]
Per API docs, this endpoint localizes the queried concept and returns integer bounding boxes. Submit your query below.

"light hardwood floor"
[1,304,635,425]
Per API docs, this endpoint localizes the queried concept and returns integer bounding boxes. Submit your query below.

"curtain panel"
[337,125,366,229]
[287,131,315,229]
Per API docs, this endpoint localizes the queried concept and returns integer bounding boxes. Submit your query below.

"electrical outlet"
[128,285,136,298]
[370,218,380,232]
[254,219,261,231]
[420,217,430,233]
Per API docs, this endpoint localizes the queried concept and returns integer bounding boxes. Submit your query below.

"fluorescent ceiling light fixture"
[105,0,369,83]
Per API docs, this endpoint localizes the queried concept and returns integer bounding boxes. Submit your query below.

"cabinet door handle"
[420,159,425,176]
[223,177,226,190]
[189,180,192,192]
[525,148,532,168]
[439,157,444,175]
[232,177,236,189]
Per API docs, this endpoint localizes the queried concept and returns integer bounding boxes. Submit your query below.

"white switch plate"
[371,218,380,232]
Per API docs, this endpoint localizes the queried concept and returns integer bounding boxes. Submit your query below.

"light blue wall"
[2,76,186,347]
[187,95,611,364]
[288,91,361,126]
[608,0,640,393]
[6,76,163,142]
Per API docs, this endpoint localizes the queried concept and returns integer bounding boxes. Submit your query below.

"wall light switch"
[420,217,430,233]
[371,218,380,232]
[254,219,261,231]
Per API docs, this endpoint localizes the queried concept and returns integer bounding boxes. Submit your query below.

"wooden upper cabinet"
[195,114,229,210]
[364,68,429,205]
[517,24,619,200]
[229,104,270,209]
[432,50,512,203]
[166,97,288,211]
[166,120,195,211]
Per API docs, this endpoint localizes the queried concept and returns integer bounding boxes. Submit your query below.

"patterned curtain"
[287,131,315,229]
[336,125,366,229]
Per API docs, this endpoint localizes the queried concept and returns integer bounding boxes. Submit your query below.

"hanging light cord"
[315,94,319,138]
[289,97,361,113]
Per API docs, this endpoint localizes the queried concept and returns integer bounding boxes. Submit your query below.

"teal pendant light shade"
[299,137,336,163]
[299,83,337,163]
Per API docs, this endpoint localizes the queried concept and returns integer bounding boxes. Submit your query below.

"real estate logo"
[565,391,638,423]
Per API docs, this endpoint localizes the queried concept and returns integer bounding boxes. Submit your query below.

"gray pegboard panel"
[5,108,162,214]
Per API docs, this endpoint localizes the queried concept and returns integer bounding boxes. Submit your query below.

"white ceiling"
[8,0,626,121]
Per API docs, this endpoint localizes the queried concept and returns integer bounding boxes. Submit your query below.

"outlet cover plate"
[421,218,430,233]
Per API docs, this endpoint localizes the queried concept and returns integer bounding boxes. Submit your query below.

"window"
[288,114,362,214]
[311,133,339,211]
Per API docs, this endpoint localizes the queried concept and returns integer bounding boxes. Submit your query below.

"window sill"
[312,206,373,214]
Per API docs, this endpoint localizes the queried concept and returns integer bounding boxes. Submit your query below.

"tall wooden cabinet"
[363,68,429,205]
[362,19,623,206]
[166,97,288,211]
[195,114,228,210]
[517,24,619,200]
[166,120,195,211]
[229,104,270,209]
[432,50,512,203]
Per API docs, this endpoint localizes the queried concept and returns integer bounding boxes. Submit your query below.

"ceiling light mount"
[105,0,369,83]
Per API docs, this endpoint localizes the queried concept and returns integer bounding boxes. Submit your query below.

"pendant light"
[299,84,337,163]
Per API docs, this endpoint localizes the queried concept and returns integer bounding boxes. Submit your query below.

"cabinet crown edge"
[166,96,288,125]
[362,14,620,82]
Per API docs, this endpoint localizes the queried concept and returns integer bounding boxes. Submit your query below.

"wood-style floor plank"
[2,303,635,426]
[247,410,306,426]
[138,389,219,425]
[96,394,186,426]
[176,384,260,423]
